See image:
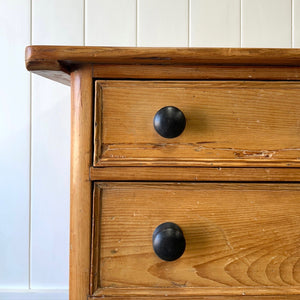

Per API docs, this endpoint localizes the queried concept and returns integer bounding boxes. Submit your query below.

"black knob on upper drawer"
[153,106,186,138]
[152,222,186,261]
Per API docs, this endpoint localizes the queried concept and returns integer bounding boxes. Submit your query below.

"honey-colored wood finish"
[25,46,300,85]
[25,46,300,300]
[92,288,300,298]
[89,167,300,182]
[89,296,300,300]
[93,64,300,81]
[25,46,300,66]
[70,66,93,300]
[92,182,300,297]
[94,81,300,167]
[25,46,300,67]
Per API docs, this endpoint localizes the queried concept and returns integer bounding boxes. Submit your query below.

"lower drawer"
[91,182,300,298]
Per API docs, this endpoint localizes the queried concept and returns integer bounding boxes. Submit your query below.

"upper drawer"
[94,81,300,167]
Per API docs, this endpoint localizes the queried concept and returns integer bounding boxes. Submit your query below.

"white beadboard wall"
[0,0,299,298]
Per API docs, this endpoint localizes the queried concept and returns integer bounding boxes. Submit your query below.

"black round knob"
[153,106,186,138]
[152,222,186,261]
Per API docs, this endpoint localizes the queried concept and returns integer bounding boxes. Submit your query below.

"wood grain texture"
[93,64,300,81]
[90,185,101,295]
[25,46,300,84]
[26,46,300,300]
[94,81,300,167]
[32,70,70,86]
[70,66,93,300]
[89,167,300,182]
[25,46,300,67]
[92,182,300,296]
[92,287,300,297]
[89,296,300,300]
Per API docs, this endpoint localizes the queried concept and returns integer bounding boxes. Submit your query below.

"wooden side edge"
[88,296,300,300]
[26,46,300,84]
[70,66,93,300]
[93,64,300,81]
[25,46,300,66]
[93,83,102,165]
[91,182,300,190]
[94,159,300,168]
[25,46,71,85]
[89,167,300,182]
[30,70,70,85]
[90,184,101,295]
[92,287,300,297]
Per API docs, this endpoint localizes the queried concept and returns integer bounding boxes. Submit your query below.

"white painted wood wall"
[1,0,300,298]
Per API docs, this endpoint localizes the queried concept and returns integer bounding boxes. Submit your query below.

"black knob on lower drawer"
[152,222,186,261]
[153,106,186,138]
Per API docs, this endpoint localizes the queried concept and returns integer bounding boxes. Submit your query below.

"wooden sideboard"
[26,46,300,300]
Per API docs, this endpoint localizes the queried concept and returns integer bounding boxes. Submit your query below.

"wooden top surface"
[26,46,300,67]
[25,46,300,85]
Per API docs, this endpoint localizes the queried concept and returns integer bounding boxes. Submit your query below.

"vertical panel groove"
[188,0,190,47]
[240,0,242,47]
[84,0,86,46]
[241,0,243,47]
[29,0,33,290]
[136,0,139,46]
[292,0,295,47]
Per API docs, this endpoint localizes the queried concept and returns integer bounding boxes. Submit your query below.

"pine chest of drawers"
[26,47,300,300]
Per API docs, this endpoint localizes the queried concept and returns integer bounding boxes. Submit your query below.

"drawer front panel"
[94,81,300,167]
[91,182,300,294]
